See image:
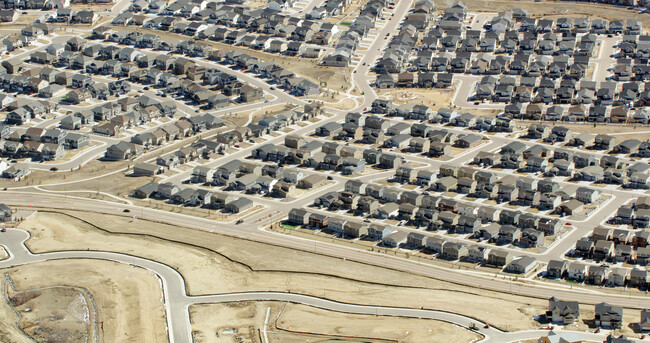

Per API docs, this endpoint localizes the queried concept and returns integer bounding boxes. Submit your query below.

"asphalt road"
[3,192,650,313]
[0,227,620,343]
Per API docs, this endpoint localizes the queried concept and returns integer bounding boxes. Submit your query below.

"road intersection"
[0,0,647,341]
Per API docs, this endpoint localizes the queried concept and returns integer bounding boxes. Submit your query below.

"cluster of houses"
[370,100,515,132]
[188,158,330,198]
[610,197,650,228]
[570,223,650,267]
[313,177,569,248]
[496,79,650,124]
[152,106,317,174]
[4,97,58,126]
[0,23,54,60]
[60,95,176,136]
[545,297,650,343]
[306,0,350,19]
[519,123,650,189]
[373,1,650,123]
[132,181,255,213]
[287,207,540,273]
[215,105,320,147]
[112,0,344,61]
[251,134,371,175]
[108,114,224,163]
[88,28,320,96]
[312,109,486,162]
[0,126,87,161]
[321,0,394,67]
[29,37,265,109]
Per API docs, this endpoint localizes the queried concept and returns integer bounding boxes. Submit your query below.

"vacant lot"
[377,87,455,110]
[440,0,650,28]
[190,301,480,343]
[277,303,480,342]
[6,286,90,343]
[1,259,167,343]
[17,210,565,331]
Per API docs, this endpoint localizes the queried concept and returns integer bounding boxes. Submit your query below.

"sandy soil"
[441,0,650,28]
[190,301,479,343]
[6,286,90,343]
[0,159,128,189]
[0,282,33,343]
[276,303,480,343]
[377,88,455,110]
[1,259,167,343]
[190,301,273,343]
[17,211,556,331]
[225,103,297,127]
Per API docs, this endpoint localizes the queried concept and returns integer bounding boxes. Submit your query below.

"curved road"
[3,192,650,313]
[0,228,618,343]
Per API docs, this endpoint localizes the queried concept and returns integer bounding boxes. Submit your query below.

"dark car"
[49,167,58,171]
[143,87,150,90]
[123,209,131,213]
[236,220,243,224]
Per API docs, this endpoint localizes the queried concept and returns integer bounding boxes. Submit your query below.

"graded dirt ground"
[190,301,480,343]
[0,283,33,343]
[0,258,167,343]
[6,286,91,343]
[15,209,632,333]
[439,0,650,28]
[377,87,455,110]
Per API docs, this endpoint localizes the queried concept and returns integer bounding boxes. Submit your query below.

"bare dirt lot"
[377,87,455,110]
[6,285,91,343]
[1,258,167,343]
[190,301,480,343]
[14,210,572,332]
[439,0,650,28]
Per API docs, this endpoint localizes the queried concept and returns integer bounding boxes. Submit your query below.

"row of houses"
[132,181,254,213]
[472,136,650,190]
[104,111,224,160]
[215,106,318,149]
[548,258,650,291]
[321,0,396,67]
[571,224,650,265]
[114,11,335,56]
[113,0,342,54]
[324,178,566,237]
[88,31,320,96]
[369,101,515,132]
[287,207,537,273]
[0,126,88,161]
[195,159,329,198]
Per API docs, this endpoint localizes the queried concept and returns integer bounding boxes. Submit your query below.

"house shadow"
[581,318,597,329]
[628,322,643,334]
